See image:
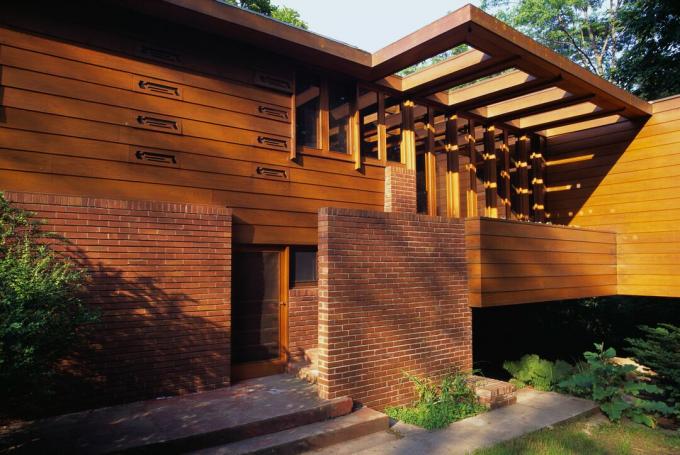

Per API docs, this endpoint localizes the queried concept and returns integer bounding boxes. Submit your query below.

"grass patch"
[473,415,680,455]
[385,372,486,430]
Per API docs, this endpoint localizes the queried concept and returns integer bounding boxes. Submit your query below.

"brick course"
[317,207,471,410]
[288,287,318,361]
[384,166,417,213]
[4,191,232,405]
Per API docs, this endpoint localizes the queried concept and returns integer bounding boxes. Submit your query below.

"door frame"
[231,245,289,382]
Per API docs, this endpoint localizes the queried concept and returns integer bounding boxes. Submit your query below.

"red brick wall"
[4,192,232,405]
[317,207,471,410]
[288,287,318,361]
[384,166,416,213]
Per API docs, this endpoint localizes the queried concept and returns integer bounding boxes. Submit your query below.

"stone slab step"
[191,407,389,455]
[10,375,352,454]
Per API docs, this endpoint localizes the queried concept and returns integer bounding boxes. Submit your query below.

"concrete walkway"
[307,389,598,455]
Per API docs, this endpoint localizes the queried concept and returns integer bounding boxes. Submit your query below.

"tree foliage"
[626,324,680,415]
[0,193,96,395]
[481,0,623,79]
[220,0,308,29]
[614,0,680,99]
[481,0,680,100]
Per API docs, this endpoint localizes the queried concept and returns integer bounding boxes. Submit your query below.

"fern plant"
[503,354,574,391]
[385,371,486,430]
[559,343,673,427]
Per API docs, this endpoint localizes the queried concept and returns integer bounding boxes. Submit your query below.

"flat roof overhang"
[111,0,653,135]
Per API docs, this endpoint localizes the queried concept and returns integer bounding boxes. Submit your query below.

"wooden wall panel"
[0,19,385,246]
[547,97,680,297]
[465,218,617,307]
[545,96,680,297]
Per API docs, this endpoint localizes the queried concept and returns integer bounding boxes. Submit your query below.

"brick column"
[5,192,232,405]
[317,207,471,410]
[384,166,417,213]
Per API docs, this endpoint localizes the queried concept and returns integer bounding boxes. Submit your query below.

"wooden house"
[1,0,678,409]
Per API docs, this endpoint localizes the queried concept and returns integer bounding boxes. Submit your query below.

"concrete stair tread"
[190,407,389,455]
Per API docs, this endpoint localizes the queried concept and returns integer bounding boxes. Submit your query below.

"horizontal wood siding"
[545,97,680,297]
[465,218,617,307]
[0,14,385,245]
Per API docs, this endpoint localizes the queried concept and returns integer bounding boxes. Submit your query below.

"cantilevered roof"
[113,0,652,135]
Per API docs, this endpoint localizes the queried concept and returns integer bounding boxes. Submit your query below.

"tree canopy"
[220,0,308,29]
[481,0,680,100]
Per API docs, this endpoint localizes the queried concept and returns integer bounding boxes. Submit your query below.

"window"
[290,247,317,286]
[358,88,379,159]
[328,80,353,153]
[295,73,321,149]
[385,97,402,162]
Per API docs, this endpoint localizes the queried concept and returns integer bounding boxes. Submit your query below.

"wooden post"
[466,119,478,218]
[531,134,546,222]
[445,113,461,218]
[378,92,387,165]
[483,125,498,218]
[500,129,512,219]
[352,84,361,170]
[516,135,530,221]
[401,100,416,170]
[425,107,437,216]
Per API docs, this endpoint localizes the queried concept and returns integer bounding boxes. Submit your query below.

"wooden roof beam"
[522,107,626,133]
[407,55,521,97]
[485,93,596,123]
[453,76,562,112]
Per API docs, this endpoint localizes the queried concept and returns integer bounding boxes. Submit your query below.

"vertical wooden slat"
[425,107,437,216]
[531,134,545,222]
[445,113,461,218]
[483,125,498,218]
[500,129,512,219]
[378,92,387,165]
[320,78,329,151]
[401,100,416,170]
[289,72,297,161]
[466,119,478,218]
[352,84,361,169]
[516,134,530,221]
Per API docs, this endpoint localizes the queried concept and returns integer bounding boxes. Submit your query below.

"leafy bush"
[626,323,680,416]
[559,343,673,427]
[503,354,574,391]
[385,371,486,430]
[0,193,96,394]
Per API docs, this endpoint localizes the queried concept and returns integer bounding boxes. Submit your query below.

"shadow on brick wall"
[1,204,231,420]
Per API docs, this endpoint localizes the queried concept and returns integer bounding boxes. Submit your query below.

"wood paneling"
[0,22,385,245]
[545,96,680,297]
[465,217,617,307]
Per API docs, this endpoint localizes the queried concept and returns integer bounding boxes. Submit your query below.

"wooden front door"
[231,246,288,381]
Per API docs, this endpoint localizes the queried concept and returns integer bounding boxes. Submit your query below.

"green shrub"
[559,343,673,427]
[503,354,574,391]
[0,193,97,395]
[385,371,486,430]
[626,323,680,416]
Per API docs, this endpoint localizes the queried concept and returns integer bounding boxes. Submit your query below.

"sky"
[274,0,480,52]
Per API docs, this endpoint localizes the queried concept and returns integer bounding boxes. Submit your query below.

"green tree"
[614,0,680,99]
[481,0,623,79]
[220,0,308,29]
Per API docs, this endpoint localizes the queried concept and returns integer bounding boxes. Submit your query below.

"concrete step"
[304,348,320,366]
[287,348,320,384]
[12,375,353,454]
[191,407,390,455]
